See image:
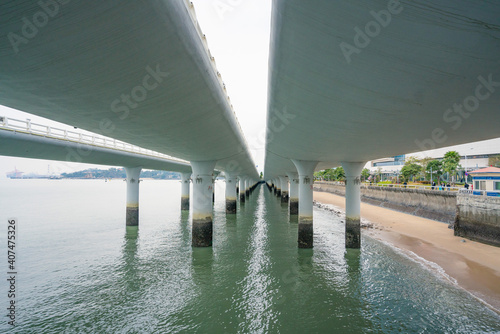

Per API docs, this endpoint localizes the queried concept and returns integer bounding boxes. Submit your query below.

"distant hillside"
[61,168,181,180]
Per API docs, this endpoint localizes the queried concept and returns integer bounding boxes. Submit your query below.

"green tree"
[325,168,336,180]
[401,163,422,182]
[376,167,382,183]
[334,166,345,181]
[260,172,263,179]
[426,160,443,184]
[489,154,500,168]
[315,169,335,181]
[404,156,420,165]
[418,156,434,180]
[361,168,370,182]
[442,151,461,182]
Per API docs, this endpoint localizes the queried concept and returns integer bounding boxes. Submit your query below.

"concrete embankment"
[313,182,456,224]
[455,194,500,247]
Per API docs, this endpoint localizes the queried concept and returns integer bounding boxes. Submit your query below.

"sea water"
[0,179,499,333]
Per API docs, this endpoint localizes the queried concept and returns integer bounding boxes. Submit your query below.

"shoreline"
[313,191,500,314]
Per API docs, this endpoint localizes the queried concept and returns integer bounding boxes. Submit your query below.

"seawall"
[455,194,500,247]
[313,181,457,224]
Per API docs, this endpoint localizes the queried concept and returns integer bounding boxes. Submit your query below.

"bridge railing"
[362,183,462,192]
[458,188,500,197]
[315,180,462,192]
[0,116,188,164]
[182,1,250,150]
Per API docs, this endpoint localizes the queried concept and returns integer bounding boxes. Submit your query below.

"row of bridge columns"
[124,160,363,249]
[268,160,365,249]
[123,162,260,247]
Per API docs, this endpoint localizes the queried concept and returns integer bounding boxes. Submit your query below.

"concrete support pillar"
[341,162,365,249]
[275,177,281,197]
[191,161,216,247]
[239,177,246,202]
[279,176,289,203]
[287,172,299,215]
[292,160,318,248]
[125,167,142,226]
[245,179,250,197]
[181,172,191,211]
[225,173,237,214]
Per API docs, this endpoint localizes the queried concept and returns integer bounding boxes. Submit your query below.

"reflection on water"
[241,189,275,333]
[0,179,499,333]
[122,226,140,292]
[179,210,191,244]
[192,247,214,282]
[289,214,299,225]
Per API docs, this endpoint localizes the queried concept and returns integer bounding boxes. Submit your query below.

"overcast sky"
[0,1,272,178]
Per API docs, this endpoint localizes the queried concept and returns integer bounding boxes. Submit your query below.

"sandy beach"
[313,191,500,313]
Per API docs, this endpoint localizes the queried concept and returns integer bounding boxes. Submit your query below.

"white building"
[368,137,500,180]
[469,166,500,192]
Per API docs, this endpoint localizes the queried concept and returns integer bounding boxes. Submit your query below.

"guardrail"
[315,180,463,192]
[0,116,188,164]
[317,180,500,196]
[362,183,462,192]
[182,1,250,151]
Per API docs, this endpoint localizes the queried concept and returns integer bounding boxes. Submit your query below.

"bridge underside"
[265,0,500,178]
[0,1,260,245]
[0,130,191,172]
[264,0,500,249]
[0,0,257,179]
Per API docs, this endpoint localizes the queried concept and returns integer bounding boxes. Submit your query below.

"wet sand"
[313,191,500,313]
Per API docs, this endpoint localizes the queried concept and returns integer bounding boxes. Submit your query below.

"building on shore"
[468,166,500,192]
[368,137,500,182]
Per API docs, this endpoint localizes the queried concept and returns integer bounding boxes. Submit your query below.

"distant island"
[6,167,181,180]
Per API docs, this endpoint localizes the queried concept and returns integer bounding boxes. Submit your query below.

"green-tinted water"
[0,179,499,333]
